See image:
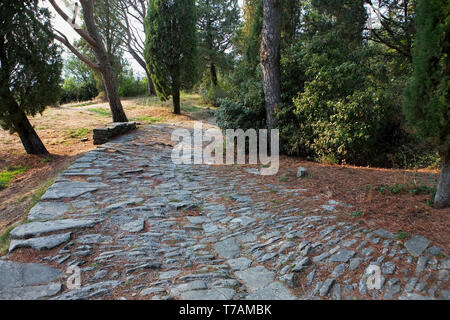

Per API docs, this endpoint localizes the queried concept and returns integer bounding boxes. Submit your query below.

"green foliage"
[0,0,62,132]
[215,99,265,131]
[145,0,199,101]
[200,85,228,107]
[64,128,91,139]
[403,0,450,161]
[118,73,148,98]
[135,116,163,125]
[196,0,241,83]
[60,78,98,104]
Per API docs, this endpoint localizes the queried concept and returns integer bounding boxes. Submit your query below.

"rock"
[180,288,236,300]
[227,257,252,271]
[331,264,347,278]
[280,273,297,288]
[0,260,61,289]
[296,167,308,178]
[28,202,69,221]
[9,233,71,252]
[245,281,296,300]
[51,281,120,300]
[120,219,145,233]
[332,283,342,300]
[404,236,430,257]
[186,216,210,224]
[330,250,356,263]
[214,238,240,259]
[350,258,362,271]
[0,282,61,300]
[428,246,443,256]
[141,287,166,296]
[292,257,312,272]
[382,261,396,275]
[313,252,330,263]
[10,219,101,239]
[415,256,429,275]
[171,280,208,296]
[373,229,395,239]
[235,266,275,292]
[41,182,109,200]
[306,269,316,286]
[319,279,335,296]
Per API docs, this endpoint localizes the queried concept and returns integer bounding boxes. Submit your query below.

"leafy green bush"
[215,99,265,131]
[201,85,228,107]
[118,75,148,98]
[59,78,98,104]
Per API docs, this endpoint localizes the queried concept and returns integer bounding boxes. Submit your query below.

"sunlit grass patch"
[134,116,164,124]
[0,166,27,191]
[64,128,91,139]
[88,108,111,117]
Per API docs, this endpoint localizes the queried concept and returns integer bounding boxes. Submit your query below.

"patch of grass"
[396,230,410,240]
[40,157,52,164]
[65,128,91,139]
[0,166,27,191]
[30,177,55,209]
[279,173,290,182]
[135,116,163,124]
[350,211,364,217]
[70,102,95,108]
[0,225,15,256]
[88,108,111,117]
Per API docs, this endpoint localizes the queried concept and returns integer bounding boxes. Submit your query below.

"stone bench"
[93,122,137,145]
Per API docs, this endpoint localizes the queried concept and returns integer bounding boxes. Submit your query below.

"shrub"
[215,99,265,131]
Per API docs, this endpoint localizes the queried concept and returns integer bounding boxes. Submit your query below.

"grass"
[69,101,95,108]
[396,230,410,240]
[0,225,15,256]
[0,166,27,191]
[134,116,163,125]
[351,211,364,217]
[64,128,91,139]
[88,108,111,117]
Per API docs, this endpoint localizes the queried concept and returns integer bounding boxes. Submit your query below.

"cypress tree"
[403,0,450,208]
[145,0,199,115]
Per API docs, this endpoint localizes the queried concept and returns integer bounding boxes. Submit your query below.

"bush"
[215,99,265,131]
[118,75,148,97]
[201,85,228,107]
[59,78,98,104]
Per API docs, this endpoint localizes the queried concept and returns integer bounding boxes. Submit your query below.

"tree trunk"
[145,69,157,96]
[173,89,181,115]
[9,101,49,155]
[435,156,450,208]
[260,0,282,131]
[80,0,128,123]
[210,63,218,87]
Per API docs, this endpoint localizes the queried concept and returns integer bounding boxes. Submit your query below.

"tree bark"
[260,0,282,131]
[435,156,450,208]
[8,100,49,155]
[145,69,157,96]
[210,63,218,87]
[172,89,181,115]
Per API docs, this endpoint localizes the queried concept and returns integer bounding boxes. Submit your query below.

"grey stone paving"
[1,123,448,300]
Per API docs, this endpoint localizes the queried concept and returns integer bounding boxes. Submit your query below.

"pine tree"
[0,0,62,155]
[145,0,199,115]
[197,0,241,86]
[403,0,450,208]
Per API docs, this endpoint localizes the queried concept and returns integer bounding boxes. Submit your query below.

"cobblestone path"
[1,123,448,300]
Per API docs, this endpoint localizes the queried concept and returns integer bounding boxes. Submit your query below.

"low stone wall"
[93,122,137,145]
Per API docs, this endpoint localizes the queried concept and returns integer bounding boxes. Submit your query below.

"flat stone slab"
[0,282,61,300]
[214,238,240,259]
[9,233,71,252]
[0,260,61,289]
[186,216,211,224]
[374,229,396,239]
[405,236,430,257]
[228,257,252,271]
[330,250,356,263]
[235,266,275,292]
[171,280,208,296]
[180,288,236,300]
[245,281,296,300]
[10,219,101,239]
[120,219,145,233]
[28,202,69,221]
[41,182,108,200]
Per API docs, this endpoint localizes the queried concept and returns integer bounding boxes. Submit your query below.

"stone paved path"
[1,122,449,300]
